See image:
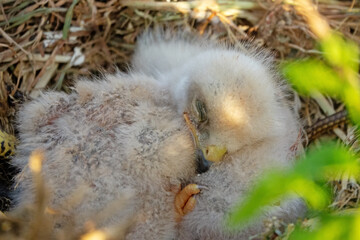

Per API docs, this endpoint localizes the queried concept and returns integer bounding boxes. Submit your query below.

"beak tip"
[196,149,212,174]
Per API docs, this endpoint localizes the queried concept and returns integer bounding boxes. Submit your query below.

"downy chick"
[132,32,306,239]
[11,73,199,239]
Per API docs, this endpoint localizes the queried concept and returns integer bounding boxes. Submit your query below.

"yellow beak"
[201,145,227,163]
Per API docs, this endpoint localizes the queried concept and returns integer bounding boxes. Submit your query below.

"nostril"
[206,148,209,155]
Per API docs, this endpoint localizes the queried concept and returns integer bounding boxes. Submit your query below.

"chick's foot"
[175,184,200,222]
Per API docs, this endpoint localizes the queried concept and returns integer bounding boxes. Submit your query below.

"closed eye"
[195,99,208,123]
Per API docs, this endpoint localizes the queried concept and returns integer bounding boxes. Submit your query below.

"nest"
[0,0,360,238]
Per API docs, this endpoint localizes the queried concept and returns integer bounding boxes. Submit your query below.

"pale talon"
[175,184,200,221]
[196,184,209,190]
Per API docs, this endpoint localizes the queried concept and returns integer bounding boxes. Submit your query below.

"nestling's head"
[167,49,291,167]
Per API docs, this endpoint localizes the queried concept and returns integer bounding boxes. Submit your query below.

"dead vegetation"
[0,0,360,239]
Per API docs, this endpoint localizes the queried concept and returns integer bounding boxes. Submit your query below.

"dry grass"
[0,0,360,238]
[0,0,359,132]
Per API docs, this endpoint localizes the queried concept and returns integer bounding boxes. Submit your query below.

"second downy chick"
[11,73,200,239]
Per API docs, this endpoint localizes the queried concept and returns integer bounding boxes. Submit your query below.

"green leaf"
[282,60,347,97]
[289,212,360,240]
[343,87,360,124]
[226,172,329,230]
[295,143,360,180]
[0,8,67,28]
[62,0,80,40]
[321,33,359,73]
[226,143,360,230]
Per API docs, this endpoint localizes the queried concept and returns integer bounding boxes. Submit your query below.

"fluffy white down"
[12,73,196,239]
[132,31,306,239]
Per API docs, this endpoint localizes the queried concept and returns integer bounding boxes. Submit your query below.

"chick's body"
[133,32,306,239]
[12,73,196,239]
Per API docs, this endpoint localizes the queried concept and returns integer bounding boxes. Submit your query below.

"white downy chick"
[132,32,306,239]
[11,73,197,239]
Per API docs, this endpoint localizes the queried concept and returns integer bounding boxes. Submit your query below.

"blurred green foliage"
[283,33,360,124]
[227,144,360,228]
[290,212,360,240]
[227,31,360,239]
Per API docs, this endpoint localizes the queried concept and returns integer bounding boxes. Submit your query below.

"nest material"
[0,0,360,238]
[0,0,359,130]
